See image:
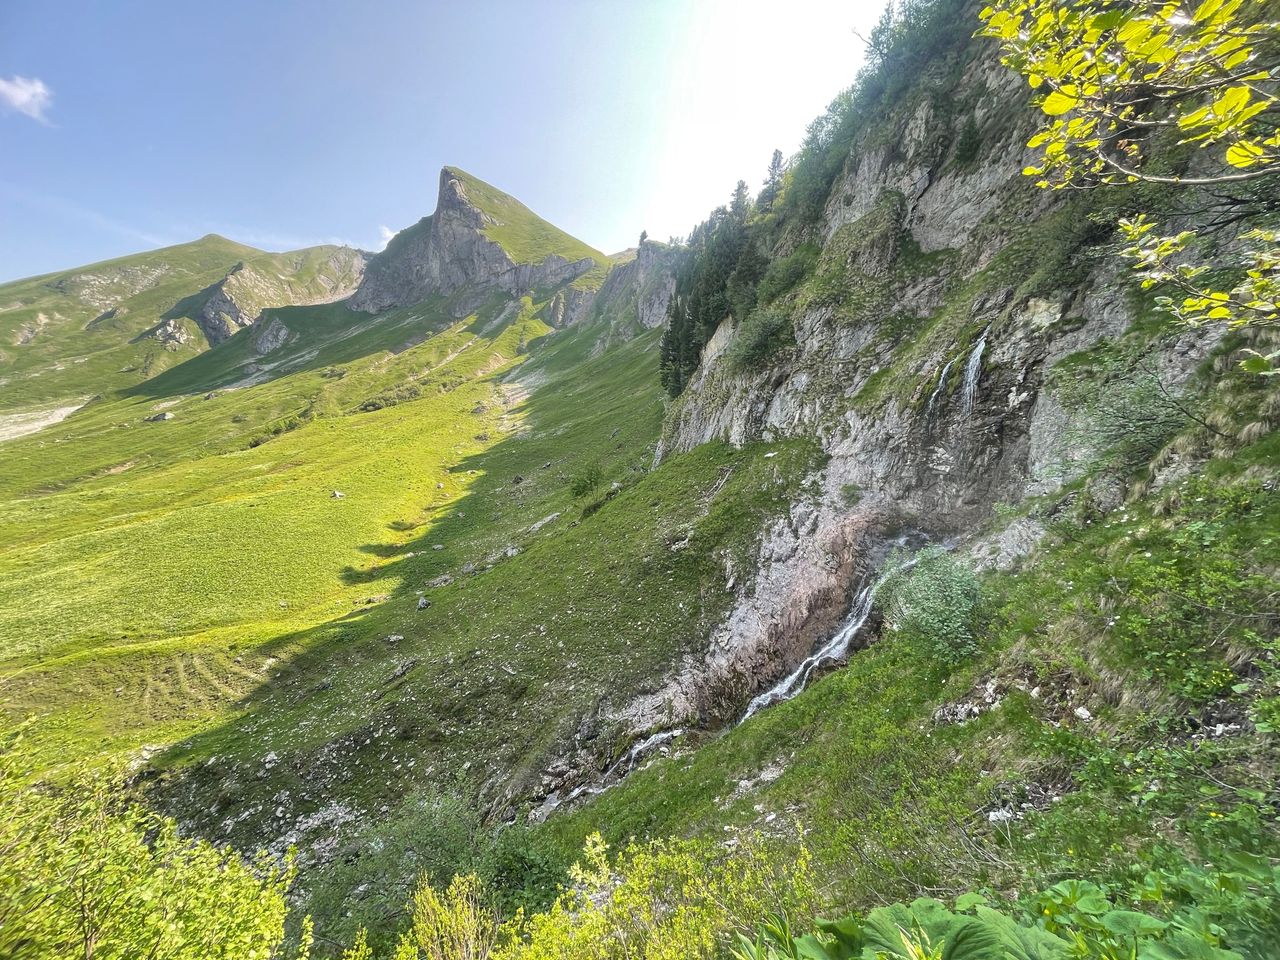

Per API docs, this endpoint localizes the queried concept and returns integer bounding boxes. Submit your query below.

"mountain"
[3,2,1279,957]
[350,166,607,315]
[0,235,368,417]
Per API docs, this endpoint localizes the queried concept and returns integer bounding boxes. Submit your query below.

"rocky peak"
[349,166,600,316]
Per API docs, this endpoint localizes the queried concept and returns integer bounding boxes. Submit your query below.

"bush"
[498,833,816,960]
[735,875,1268,960]
[756,245,819,306]
[1050,339,1193,478]
[729,308,793,370]
[395,874,498,960]
[0,733,293,960]
[883,548,982,662]
[308,789,567,957]
[569,463,604,499]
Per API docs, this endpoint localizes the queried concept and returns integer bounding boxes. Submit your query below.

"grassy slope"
[0,235,262,410]
[0,268,820,872]
[446,167,608,269]
[0,236,366,414]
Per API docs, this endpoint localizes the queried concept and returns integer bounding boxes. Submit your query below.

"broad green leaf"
[1042,90,1080,115]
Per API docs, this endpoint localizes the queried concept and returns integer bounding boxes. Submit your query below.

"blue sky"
[0,0,880,281]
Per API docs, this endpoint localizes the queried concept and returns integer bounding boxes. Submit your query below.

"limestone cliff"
[591,20,1234,746]
[350,167,600,316]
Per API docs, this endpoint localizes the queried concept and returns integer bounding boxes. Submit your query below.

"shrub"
[756,245,819,306]
[729,308,793,370]
[308,790,567,957]
[883,548,982,662]
[569,463,604,499]
[394,874,498,960]
[498,832,816,960]
[0,732,293,960]
[734,880,1265,960]
[1050,339,1193,478]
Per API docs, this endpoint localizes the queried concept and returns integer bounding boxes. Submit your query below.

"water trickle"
[538,727,685,815]
[924,358,955,422]
[959,329,989,418]
[739,543,928,723]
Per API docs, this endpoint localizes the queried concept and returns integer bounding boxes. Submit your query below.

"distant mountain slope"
[0,236,367,412]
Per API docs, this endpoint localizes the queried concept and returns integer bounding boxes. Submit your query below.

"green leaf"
[1225,141,1265,168]
[1101,909,1168,937]
[1042,90,1080,115]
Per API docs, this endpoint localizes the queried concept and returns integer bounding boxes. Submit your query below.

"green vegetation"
[0,732,294,960]
[445,167,608,270]
[4,2,1280,959]
[0,235,366,413]
[980,0,1280,367]
[882,547,983,663]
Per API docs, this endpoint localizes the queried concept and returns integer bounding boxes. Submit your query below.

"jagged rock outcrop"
[591,241,680,330]
[194,246,367,345]
[350,168,597,316]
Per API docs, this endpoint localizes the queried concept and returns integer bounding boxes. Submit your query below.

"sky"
[0,0,883,281]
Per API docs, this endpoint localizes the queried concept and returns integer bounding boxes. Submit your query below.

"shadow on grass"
[141,319,683,848]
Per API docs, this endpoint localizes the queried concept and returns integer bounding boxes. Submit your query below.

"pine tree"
[761,149,784,211]
[730,180,752,224]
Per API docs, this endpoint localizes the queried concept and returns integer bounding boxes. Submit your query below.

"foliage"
[1120,219,1280,334]
[980,0,1280,364]
[306,788,566,957]
[979,0,1280,188]
[569,462,605,498]
[756,245,819,306]
[1050,338,1200,476]
[728,308,794,370]
[732,879,1265,960]
[497,832,817,960]
[659,185,753,396]
[0,732,293,960]
[393,873,498,960]
[883,548,983,662]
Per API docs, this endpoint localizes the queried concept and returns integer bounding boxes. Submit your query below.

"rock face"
[591,241,680,330]
[557,29,1234,787]
[657,41,1210,533]
[351,168,597,316]
[348,168,681,346]
[195,247,368,346]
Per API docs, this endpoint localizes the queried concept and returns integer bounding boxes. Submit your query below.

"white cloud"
[0,75,53,123]
[378,225,396,251]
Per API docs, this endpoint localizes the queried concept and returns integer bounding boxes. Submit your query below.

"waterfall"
[959,330,988,418]
[739,546,926,723]
[537,727,685,815]
[924,357,955,422]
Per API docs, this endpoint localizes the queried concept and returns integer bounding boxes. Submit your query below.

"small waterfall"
[959,330,988,418]
[924,357,955,422]
[739,546,926,723]
[536,727,685,816]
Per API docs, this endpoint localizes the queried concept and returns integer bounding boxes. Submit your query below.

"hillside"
[3,1,1279,958]
[0,235,368,419]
